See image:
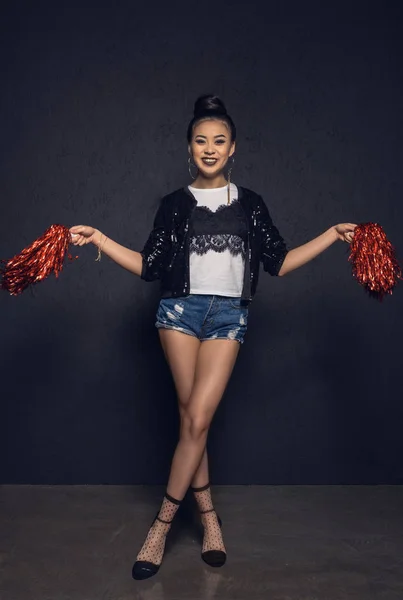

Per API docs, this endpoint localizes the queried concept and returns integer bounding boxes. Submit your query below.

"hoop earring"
[188,156,198,180]
[227,155,235,204]
[227,155,235,182]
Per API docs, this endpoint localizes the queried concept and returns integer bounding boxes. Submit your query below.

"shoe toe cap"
[132,560,159,580]
[201,550,226,567]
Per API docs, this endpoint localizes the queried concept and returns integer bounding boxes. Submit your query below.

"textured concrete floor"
[0,485,402,600]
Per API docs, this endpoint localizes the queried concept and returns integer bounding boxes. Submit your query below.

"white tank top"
[188,183,246,297]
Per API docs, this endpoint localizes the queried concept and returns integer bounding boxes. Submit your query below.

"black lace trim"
[194,198,240,214]
[190,234,245,257]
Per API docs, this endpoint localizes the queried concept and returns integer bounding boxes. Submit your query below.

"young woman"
[70,95,356,580]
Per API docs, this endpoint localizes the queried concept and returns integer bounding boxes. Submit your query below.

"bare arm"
[278,223,356,276]
[70,226,143,277]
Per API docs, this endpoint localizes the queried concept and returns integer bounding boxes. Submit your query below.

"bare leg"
[158,331,227,563]
[133,332,201,579]
[133,334,239,578]
[165,337,240,564]
[158,330,209,488]
[165,337,240,499]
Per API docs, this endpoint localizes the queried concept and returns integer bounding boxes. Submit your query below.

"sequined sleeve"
[140,199,171,282]
[257,196,288,276]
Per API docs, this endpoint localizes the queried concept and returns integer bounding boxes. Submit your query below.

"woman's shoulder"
[154,188,190,214]
[237,185,264,204]
[160,187,191,204]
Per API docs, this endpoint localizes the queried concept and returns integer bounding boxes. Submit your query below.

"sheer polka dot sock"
[132,493,181,580]
[191,483,226,567]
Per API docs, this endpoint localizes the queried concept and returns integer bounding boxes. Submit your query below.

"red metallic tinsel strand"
[0,224,77,296]
[348,222,402,300]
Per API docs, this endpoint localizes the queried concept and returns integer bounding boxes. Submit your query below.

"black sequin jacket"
[140,186,288,305]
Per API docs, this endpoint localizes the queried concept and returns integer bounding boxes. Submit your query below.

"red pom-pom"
[1,224,77,296]
[348,223,401,300]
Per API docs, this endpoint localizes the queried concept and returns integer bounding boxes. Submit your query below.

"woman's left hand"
[334,223,357,243]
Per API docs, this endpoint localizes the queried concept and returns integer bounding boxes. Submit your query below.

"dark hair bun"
[193,94,227,118]
[187,94,236,142]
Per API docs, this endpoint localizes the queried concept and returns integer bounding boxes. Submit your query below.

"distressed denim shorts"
[155,294,248,344]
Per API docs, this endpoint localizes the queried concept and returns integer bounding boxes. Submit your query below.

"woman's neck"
[190,174,229,189]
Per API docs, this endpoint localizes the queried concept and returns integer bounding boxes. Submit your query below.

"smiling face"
[189,119,235,183]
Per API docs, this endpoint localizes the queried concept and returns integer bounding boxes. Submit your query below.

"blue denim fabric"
[155,295,248,344]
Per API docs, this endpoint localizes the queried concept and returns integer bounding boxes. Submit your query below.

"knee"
[181,412,210,442]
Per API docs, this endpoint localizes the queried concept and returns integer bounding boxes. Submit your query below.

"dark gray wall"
[1,4,402,484]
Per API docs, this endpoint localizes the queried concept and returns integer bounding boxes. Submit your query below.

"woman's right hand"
[69,225,143,276]
[69,225,100,246]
